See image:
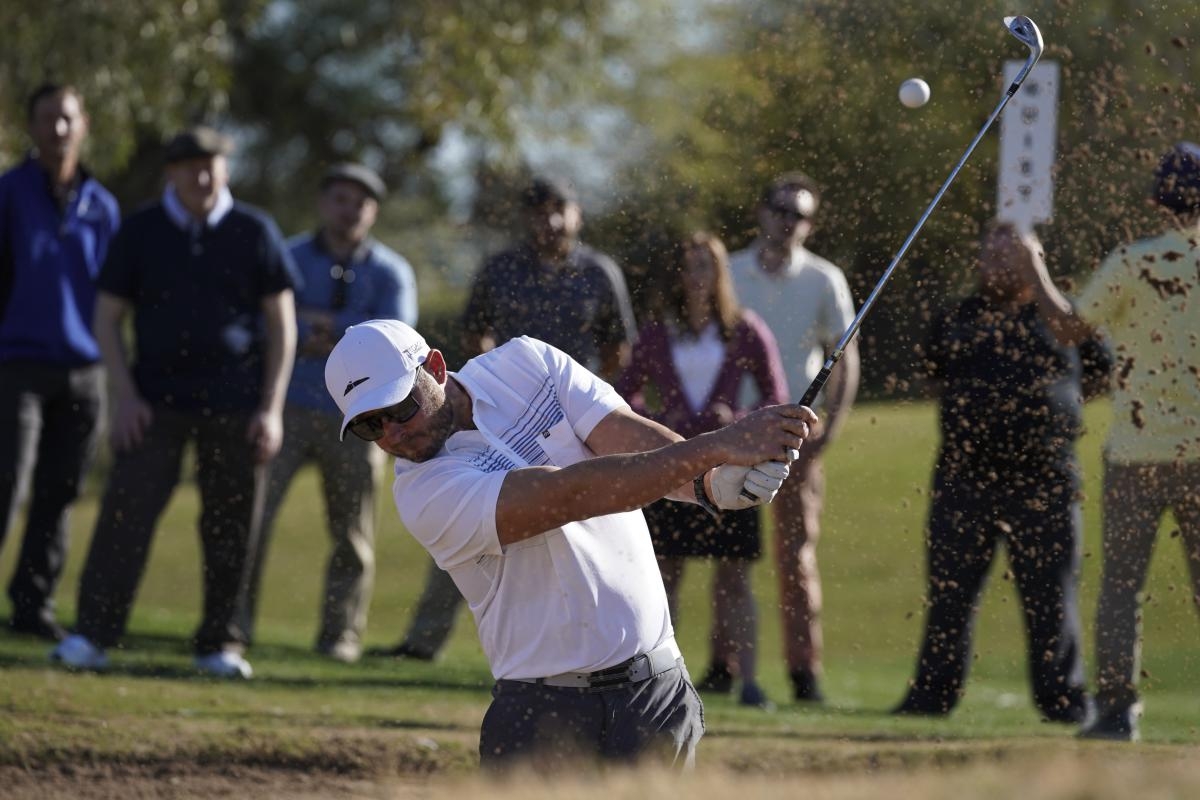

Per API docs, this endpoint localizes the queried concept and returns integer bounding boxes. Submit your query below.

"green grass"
[2,398,1198,787]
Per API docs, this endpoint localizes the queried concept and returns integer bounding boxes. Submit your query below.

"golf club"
[742,15,1043,501]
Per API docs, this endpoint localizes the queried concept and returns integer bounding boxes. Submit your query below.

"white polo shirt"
[391,336,674,680]
[729,241,856,405]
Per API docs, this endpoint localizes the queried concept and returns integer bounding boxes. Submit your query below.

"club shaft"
[797,57,1039,409]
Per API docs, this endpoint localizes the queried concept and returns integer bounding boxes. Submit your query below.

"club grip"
[799,367,832,408]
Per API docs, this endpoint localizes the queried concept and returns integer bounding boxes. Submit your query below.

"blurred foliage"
[2,0,1196,394]
[0,0,263,180]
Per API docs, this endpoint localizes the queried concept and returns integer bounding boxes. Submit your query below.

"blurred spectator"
[1017,141,1200,742]
[616,232,787,709]
[50,127,297,678]
[235,163,418,663]
[369,174,637,660]
[0,84,119,641]
[894,221,1109,723]
[729,173,859,702]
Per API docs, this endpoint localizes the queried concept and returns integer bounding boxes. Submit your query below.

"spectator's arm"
[247,289,296,463]
[94,291,153,451]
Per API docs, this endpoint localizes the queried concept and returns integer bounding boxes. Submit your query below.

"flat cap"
[521,175,578,208]
[321,163,387,201]
[164,126,234,163]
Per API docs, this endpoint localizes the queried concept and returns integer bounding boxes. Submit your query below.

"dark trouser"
[396,559,464,657]
[902,468,1090,720]
[1094,459,1200,716]
[0,361,104,626]
[480,663,704,771]
[235,405,379,651]
[75,407,263,655]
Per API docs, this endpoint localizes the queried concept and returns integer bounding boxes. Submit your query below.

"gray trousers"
[480,663,704,771]
[1094,459,1200,715]
[0,361,104,625]
[75,407,263,655]
[236,405,379,652]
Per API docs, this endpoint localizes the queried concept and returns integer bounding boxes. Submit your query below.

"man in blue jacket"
[235,163,418,662]
[0,84,120,641]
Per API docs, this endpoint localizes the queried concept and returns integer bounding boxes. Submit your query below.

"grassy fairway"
[1,399,1198,797]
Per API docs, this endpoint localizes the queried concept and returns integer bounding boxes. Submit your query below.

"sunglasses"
[346,394,421,441]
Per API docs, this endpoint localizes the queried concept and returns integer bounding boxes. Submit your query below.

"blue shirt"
[287,232,418,413]
[0,157,120,365]
[97,199,297,411]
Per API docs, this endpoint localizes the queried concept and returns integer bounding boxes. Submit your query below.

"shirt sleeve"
[591,252,638,351]
[743,311,790,407]
[461,257,497,340]
[257,215,299,295]
[823,266,857,345]
[96,217,138,299]
[393,460,507,570]
[1074,250,1132,330]
[532,337,627,441]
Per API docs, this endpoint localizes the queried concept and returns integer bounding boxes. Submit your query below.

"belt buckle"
[586,656,639,690]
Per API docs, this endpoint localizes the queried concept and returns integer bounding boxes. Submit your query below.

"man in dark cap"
[369,174,636,661]
[235,162,418,663]
[51,126,298,679]
[0,84,120,641]
[1016,140,1200,741]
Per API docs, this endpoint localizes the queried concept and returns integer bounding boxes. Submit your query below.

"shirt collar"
[313,229,373,264]
[162,183,234,231]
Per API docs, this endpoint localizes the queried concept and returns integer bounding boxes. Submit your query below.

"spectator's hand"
[110,392,153,452]
[710,402,735,427]
[247,408,284,464]
[708,459,791,510]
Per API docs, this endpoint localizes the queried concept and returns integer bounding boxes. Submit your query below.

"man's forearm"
[818,340,859,445]
[498,432,726,544]
[260,291,297,414]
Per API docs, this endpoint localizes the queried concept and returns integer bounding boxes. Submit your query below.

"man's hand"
[707,404,818,466]
[110,392,153,452]
[247,408,284,464]
[708,459,791,510]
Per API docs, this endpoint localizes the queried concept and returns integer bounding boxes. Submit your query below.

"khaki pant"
[771,453,825,673]
[1095,459,1200,714]
[236,406,380,653]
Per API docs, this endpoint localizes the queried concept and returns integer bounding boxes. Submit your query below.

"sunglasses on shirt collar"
[346,393,421,442]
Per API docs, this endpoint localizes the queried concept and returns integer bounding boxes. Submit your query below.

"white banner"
[997,60,1059,232]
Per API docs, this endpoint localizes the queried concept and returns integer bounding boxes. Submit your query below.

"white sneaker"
[194,650,253,679]
[50,634,110,671]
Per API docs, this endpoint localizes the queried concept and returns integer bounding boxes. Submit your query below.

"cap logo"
[344,377,370,396]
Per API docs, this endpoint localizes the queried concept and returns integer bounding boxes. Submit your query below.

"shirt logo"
[344,377,370,396]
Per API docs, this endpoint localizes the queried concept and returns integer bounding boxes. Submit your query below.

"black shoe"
[8,616,67,642]
[891,696,951,717]
[695,663,733,694]
[1079,705,1140,742]
[790,668,825,704]
[739,682,776,711]
[364,642,436,661]
[1041,694,1096,726]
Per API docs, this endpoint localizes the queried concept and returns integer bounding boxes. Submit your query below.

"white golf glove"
[708,459,792,511]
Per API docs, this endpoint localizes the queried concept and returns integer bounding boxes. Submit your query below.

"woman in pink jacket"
[617,231,789,708]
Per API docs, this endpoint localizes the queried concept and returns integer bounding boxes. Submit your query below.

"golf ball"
[899,78,931,108]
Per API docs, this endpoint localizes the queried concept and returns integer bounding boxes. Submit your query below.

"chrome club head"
[1004,15,1044,60]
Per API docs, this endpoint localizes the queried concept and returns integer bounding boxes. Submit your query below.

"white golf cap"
[325,319,430,440]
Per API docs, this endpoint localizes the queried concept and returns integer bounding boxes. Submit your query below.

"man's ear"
[423,349,448,383]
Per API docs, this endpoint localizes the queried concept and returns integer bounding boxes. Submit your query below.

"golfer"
[324,319,813,770]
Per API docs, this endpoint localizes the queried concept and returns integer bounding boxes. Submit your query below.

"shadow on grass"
[0,632,494,695]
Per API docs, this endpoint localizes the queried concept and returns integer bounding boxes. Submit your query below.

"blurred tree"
[0,0,263,194]
[593,0,1199,397]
